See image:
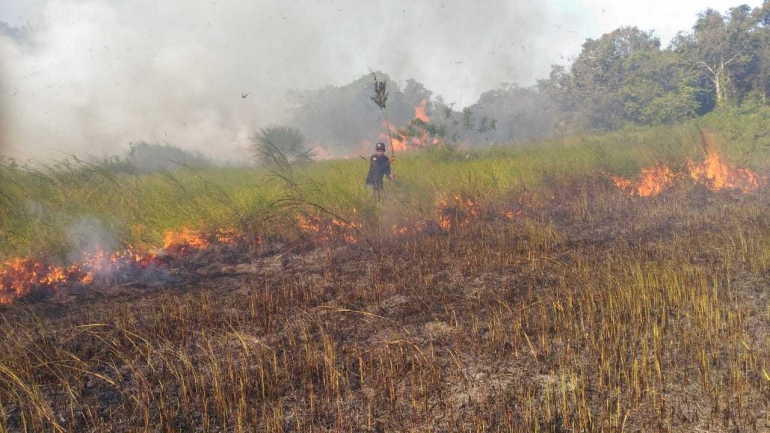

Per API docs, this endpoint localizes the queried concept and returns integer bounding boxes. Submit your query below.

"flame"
[0,226,240,305]
[610,152,766,196]
[297,213,361,244]
[162,227,211,255]
[393,225,410,235]
[687,153,765,193]
[609,175,633,191]
[608,131,765,195]
[391,222,431,236]
[610,165,675,197]
[214,227,239,245]
[637,166,676,197]
[297,214,322,234]
[0,258,69,305]
[379,125,408,152]
[306,100,431,160]
[379,99,433,152]
[436,195,484,230]
[310,100,430,161]
[311,144,335,161]
[80,273,94,285]
[415,98,429,123]
[410,99,433,147]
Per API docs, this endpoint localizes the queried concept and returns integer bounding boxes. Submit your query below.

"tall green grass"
[0,120,758,261]
[3,117,770,431]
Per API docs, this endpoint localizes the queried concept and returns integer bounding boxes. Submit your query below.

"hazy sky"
[0,0,762,161]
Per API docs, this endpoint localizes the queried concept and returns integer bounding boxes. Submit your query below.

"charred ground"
[2,165,770,431]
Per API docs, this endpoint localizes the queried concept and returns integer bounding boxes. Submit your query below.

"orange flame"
[609,175,633,191]
[415,98,429,123]
[391,221,433,236]
[0,258,68,304]
[297,213,361,244]
[379,125,408,152]
[436,195,485,230]
[610,165,675,197]
[610,152,766,197]
[1,226,240,305]
[687,153,765,193]
[379,99,433,152]
[162,227,211,255]
[393,225,411,235]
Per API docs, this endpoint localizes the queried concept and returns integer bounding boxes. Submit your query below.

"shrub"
[249,125,315,166]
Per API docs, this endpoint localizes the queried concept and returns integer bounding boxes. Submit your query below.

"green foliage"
[5,116,765,260]
[419,142,464,163]
[700,106,770,162]
[249,125,315,166]
[240,2,770,156]
[369,72,389,110]
[555,27,669,130]
[546,4,770,132]
[639,86,701,125]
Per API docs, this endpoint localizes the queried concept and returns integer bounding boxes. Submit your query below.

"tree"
[619,49,703,124]
[288,73,439,156]
[468,83,558,142]
[249,125,315,166]
[675,7,758,108]
[567,27,662,129]
[546,25,714,129]
[124,142,212,173]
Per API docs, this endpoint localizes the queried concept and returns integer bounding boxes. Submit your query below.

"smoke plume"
[1,0,583,162]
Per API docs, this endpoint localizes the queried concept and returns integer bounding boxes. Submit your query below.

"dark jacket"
[365,154,391,188]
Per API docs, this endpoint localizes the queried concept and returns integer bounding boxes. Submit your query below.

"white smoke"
[66,217,118,256]
[3,0,737,162]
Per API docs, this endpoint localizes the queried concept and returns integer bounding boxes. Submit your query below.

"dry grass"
[1,172,769,432]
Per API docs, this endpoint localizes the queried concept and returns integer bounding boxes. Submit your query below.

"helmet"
[375,142,386,151]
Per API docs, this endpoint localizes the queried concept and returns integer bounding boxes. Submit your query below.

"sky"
[0,0,763,162]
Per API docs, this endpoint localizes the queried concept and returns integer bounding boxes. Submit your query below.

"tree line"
[549,2,770,131]
[285,2,770,156]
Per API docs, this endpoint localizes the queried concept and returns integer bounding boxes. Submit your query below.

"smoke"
[65,217,118,260]
[0,0,584,162]
[65,217,120,281]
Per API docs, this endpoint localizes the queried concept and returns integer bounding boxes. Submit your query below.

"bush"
[97,142,213,174]
[249,125,315,166]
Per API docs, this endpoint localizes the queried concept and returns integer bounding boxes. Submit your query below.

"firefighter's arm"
[385,159,394,180]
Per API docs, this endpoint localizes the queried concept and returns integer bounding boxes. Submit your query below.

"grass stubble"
[1,127,770,431]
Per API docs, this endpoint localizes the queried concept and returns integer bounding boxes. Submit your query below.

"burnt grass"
[2,178,770,432]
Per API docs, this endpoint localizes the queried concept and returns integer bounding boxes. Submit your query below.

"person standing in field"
[365,142,394,196]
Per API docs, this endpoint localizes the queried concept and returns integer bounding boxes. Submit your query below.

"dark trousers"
[367,182,383,199]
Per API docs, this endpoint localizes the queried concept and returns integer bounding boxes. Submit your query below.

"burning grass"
[607,128,768,197]
[687,151,766,193]
[0,193,538,305]
[2,179,770,431]
[609,151,767,197]
[0,227,238,305]
[2,124,770,430]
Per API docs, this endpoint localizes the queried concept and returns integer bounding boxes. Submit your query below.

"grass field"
[0,122,713,260]
[1,121,770,431]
